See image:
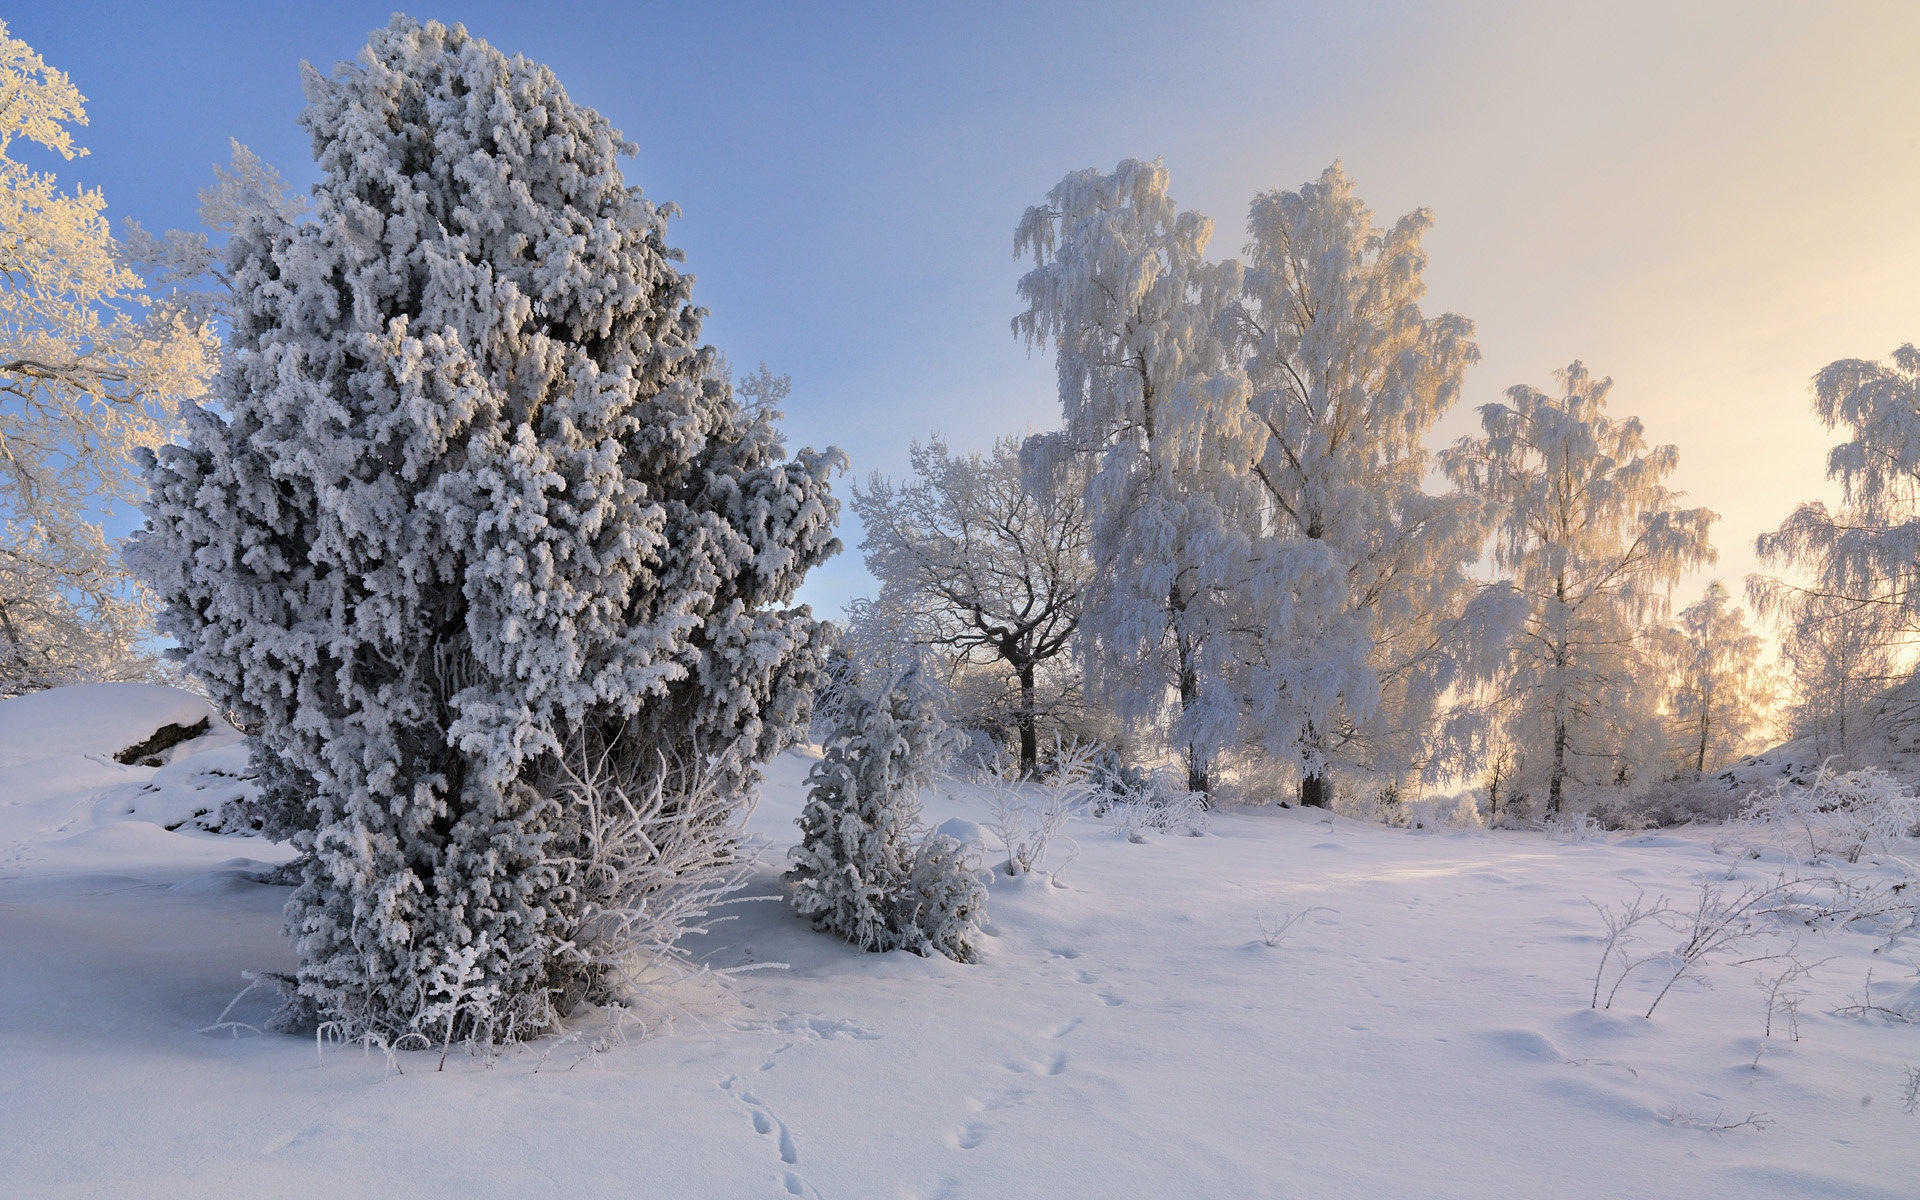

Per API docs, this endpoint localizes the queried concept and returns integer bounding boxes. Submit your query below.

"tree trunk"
[1176,627,1210,801]
[1299,772,1331,809]
[1548,713,1568,816]
[1016,659,1039,778]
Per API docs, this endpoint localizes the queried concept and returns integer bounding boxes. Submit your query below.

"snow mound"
[0,684,253,841]
[0,683,226,769]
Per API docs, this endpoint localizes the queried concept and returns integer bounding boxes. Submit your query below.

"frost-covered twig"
[1589,891,1669,1009]
[1658,1106,1774,1135]
[1833,967,1917,1025]
[1257,906,1332,948]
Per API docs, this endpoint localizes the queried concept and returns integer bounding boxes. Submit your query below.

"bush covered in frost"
[133,17,840,1043]
[787,668,985,962]
[1739,763,1920,864]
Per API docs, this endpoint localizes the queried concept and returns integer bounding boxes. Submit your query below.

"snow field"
[2,713,1915,1198]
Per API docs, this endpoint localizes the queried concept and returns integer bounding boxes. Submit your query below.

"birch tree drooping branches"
[1443,363,1716,813]
[1016,159,1507,805]
[1756,344,1920,629]
[1225,164,1506,806]
[0,21,215,693]
[1661,581,1771,777]
[1015,159,1252,797]
[134,17,840,1041]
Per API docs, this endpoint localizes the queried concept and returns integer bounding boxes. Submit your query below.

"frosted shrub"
[1741,763,1919,864]
[1540,809,1606,844]
[134,18,840,1043]
[1404,791,1484,832]
[1592,776,1746,830]
[787,670,984,961]
[548,742,758,1021]
[981,744,1096,874]
[1089,754,1210,841]
[898,834,988,963]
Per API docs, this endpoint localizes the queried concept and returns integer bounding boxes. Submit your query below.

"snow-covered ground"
[1,687,1915,1198]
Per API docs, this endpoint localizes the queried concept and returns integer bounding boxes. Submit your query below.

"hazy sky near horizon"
[18,2,1920,620]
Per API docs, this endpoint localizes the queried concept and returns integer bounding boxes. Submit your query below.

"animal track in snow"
[718,1074,815,1195]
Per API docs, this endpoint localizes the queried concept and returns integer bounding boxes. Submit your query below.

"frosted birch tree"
[135,18,841,1042]
[1756,345,1920,628]
[1443,363,1716,813]
[0,21,216,693]
[1014,159,1254,797]
[851,436,1090,775]
[1771,591,1903,759]
[1225,163,1504,806]
[1751,344,1920,758]
[1660,581,1772,777]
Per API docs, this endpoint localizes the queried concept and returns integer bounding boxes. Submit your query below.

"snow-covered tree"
[1443,363,1715,813]
[133,17,841,1041]
[1224,163,1504,806]
[0,21,216,694]
[1770,591,1905,760]
[1660,581,1772,777]
[120,139,307,329]
[1016,160,1509,806]
[787,666,983,962]
[1014,159,1254,796]
[851,436,1090,775]
[1757,344,1920,630]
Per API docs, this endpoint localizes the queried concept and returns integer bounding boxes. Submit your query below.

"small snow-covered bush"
[1540,809,1606,844]
[1588,776,1745,830]
[1404,791,1484,832]
[1084,749,1209,840]
[980,744,1095,874]
[787,669,981,961]
[982,777,1084,875]
[897,834,988,963]
[1740,763,1920,864]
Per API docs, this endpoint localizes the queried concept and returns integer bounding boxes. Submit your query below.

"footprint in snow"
[718,1076,815,1195]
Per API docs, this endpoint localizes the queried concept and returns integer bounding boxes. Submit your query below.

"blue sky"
[18,2,1920,618]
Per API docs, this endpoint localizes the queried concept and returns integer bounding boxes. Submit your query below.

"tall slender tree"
[1014,159,1252,796]
[1660,581,1771,777]
[1226,163,1501,806]
[1444,363,1715,813]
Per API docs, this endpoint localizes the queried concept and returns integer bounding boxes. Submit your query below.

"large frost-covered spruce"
[132,18,840,1041]
[788,667,984,963]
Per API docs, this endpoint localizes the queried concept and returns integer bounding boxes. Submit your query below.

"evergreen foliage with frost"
[1442,363,1715,813]
[787,667,983,962]
[132,17,841,1041]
